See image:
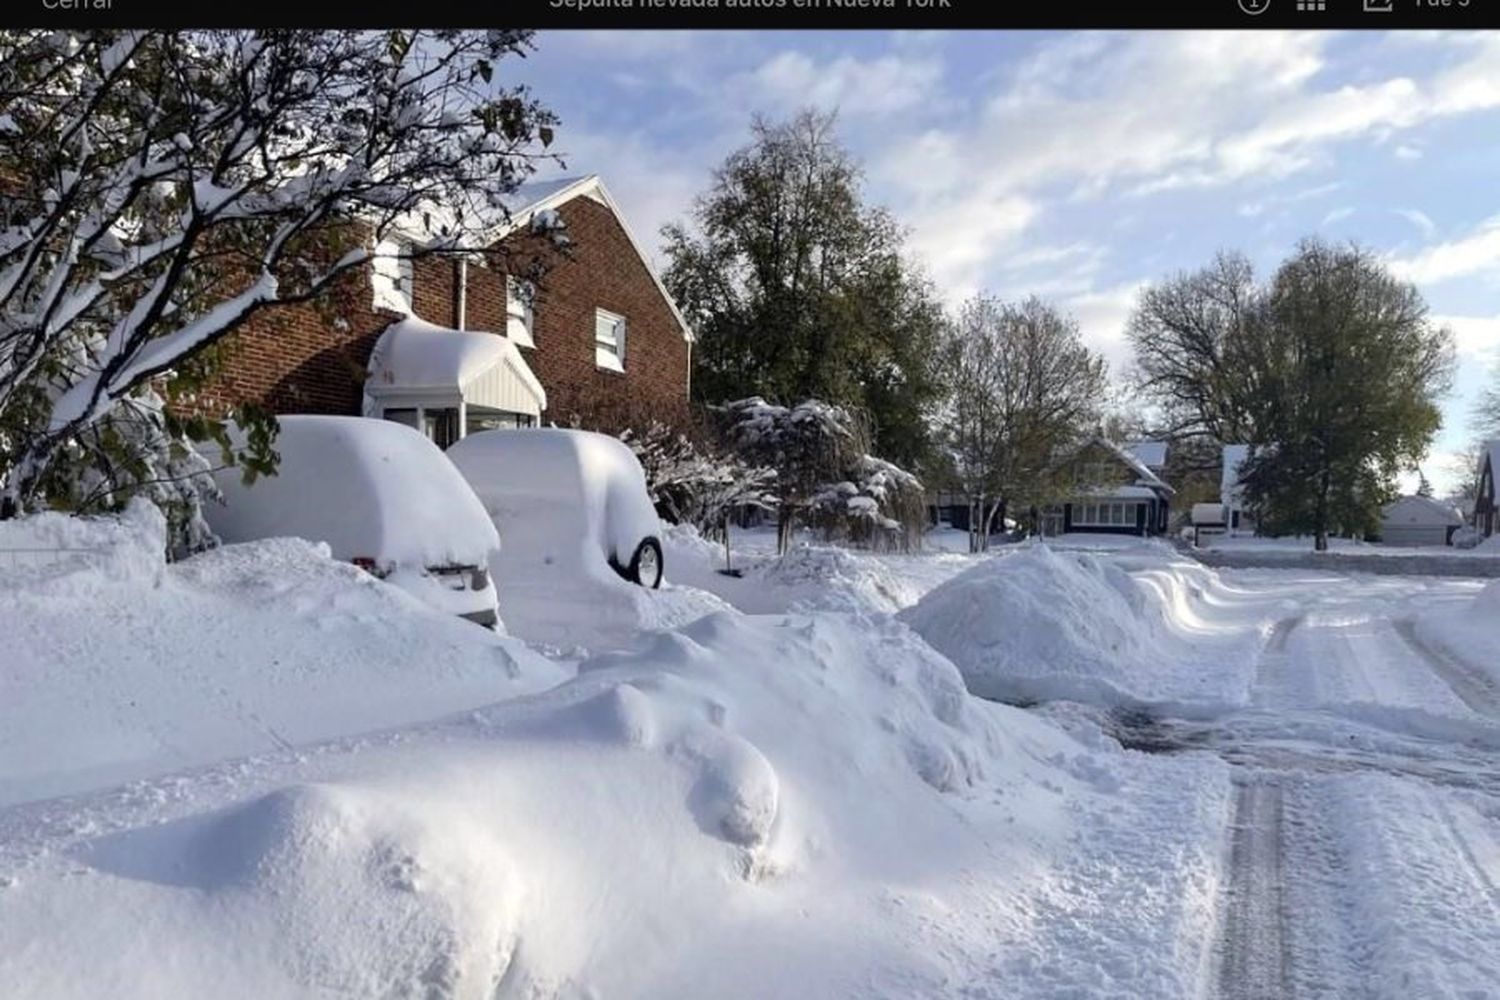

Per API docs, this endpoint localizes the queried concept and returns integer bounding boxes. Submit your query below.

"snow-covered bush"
[808,455,926,552]
[618,421,776,540]
[715,397,925,553]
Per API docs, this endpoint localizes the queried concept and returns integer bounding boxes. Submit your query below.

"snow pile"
[0,612,1088,999]
[660,524,929,616]
[1410,580,1500,696]
[0,497,166,592]
[753,542,921,614]
[80,783,523,999]
[0,544,1240,998]
[900,544,1271,709]
[0,508,563,806]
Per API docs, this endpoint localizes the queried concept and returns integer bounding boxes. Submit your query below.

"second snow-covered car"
[204,415,501,627]
[445,427,664,590]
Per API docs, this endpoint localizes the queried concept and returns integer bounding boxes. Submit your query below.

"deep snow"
[3,506,1498,998]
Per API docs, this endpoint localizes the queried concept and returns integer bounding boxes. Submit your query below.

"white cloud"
[1322,206,1355,225]
[1061,282,1148,376]
[1391,215,1500,286]
[739,50,944,118]
[1430,313,1500,361]
[1393,208,1436,240]
[1394,143,1424,161]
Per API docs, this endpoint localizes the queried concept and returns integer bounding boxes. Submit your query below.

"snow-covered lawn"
[3,508,1498,998]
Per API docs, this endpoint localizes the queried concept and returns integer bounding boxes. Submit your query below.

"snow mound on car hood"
[899,543,1271,711]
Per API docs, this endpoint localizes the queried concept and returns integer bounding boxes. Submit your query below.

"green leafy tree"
[662,110,944,469]
[934,295,1107,550]
[1237,240,1454,549]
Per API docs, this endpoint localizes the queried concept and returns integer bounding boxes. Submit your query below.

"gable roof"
[488,174,696,344]
[1126,440,1167,470]
[1381,494,1464,526]
[1067,436,1174,495]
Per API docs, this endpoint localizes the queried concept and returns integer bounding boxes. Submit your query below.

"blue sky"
[512,30,1500,494]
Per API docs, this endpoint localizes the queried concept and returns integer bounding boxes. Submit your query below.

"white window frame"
[506,276,535,348]
[371,238,413,314]
[595,308,626,372]
[1074,501,1140,528]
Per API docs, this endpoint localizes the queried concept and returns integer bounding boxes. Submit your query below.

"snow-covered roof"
[1077,485,1162,500]
[1381,494,1464,526]
[485,174,695,345]
[365,316,546,416]
[1126,440,1167,470]
[1221,444,1252,499]
[496,176,590,215]
[1091,438,1173,494]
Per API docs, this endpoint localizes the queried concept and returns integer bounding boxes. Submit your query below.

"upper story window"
[595,308,626,372]
[506,276,535,348]
[371,238,413,314]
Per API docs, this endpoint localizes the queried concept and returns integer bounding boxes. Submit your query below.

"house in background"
[1040,437,1174,538]
[1220,444,1257,535]
[1475,440,1498,539]
[200,175,695,447]
[1379,494,1465,547]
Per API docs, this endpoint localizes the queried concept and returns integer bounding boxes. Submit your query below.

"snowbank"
[900,543,1276,710]
[1410,580,1500,700]
[0,507,564,806]
[661,523,965,616]
[0,609,1233,999]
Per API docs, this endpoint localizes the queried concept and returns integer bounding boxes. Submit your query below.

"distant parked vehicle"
[203,416,500,627]
[446,428,664,590]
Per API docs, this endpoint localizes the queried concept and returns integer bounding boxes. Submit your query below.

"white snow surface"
[900,543,1284,710]
[0,503,560,806]
[447,428,659,582]
[206,415,499,571]
[5,505,1500,999]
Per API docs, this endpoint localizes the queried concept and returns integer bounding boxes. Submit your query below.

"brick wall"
[195,254,400,418]
[202,191,691,430]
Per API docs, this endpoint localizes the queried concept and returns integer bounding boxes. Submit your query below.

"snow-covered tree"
[618,421,776,539]
[716,396,924,554]
[0,29,557,540]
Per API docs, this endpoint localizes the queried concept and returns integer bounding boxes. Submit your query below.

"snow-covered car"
[203,416,501,627]
[445,428,664,590]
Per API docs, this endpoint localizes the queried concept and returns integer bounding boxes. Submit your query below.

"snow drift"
[0,503,564,806]
[900,543,1278,710]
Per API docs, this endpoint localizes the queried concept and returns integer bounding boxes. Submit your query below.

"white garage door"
[1381,523,1449,547]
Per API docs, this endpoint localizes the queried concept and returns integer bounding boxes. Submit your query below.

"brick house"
[202,174,694,447]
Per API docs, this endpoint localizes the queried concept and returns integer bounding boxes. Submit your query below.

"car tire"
[628,537,663,589]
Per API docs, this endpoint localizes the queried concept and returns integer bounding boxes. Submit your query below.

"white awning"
[365,316,546,417]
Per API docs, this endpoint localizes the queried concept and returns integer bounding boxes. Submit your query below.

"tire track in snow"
[1250,615,1304,710]
[1216,776,1291,1000]
[1392,619,1500,721]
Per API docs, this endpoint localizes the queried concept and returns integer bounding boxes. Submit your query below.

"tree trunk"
[777,505,794,556]
[1314,467,1331,552]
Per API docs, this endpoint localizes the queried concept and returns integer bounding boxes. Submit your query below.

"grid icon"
[1296,0,1326,9]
